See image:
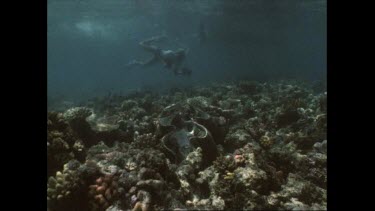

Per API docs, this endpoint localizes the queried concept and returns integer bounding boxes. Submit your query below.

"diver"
[127,35,192,76]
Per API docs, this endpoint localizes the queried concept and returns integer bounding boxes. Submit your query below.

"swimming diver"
[127,35,192,76]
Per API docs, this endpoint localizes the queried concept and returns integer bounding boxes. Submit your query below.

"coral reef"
[47,112,86,178]
[47,80,327,210]
[62,107,98,147]
[47,160,98,211]
[265,173,327,210]
[88,172,121,210]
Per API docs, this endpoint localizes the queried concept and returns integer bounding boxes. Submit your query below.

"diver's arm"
[139,35,167,54]
[126,56,157,68]
[139,35,167,47]
[139,38,161,54]
[139,44,160,54]
[139,39,153,47]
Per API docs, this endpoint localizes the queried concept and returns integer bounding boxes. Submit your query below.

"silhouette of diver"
[127,35,192,76]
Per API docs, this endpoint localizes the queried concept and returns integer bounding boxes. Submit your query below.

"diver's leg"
[148,35,167,42]
[126,60,143,68]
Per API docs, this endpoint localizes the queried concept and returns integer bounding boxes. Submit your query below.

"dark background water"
[48,0,326,104]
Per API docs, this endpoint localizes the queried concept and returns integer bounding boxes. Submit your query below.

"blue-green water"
[48,0,326,103]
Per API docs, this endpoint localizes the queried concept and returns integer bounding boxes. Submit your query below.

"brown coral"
[88,173,120,211]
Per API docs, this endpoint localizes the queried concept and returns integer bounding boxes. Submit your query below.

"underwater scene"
[47,0,327,210]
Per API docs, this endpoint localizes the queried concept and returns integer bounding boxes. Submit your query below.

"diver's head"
[176,48,186,59]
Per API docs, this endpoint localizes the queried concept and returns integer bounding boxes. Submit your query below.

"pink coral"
[88,173,120,211]
[234,154,245,165]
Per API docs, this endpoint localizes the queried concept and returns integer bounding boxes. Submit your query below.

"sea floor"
[47,80,327,211]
